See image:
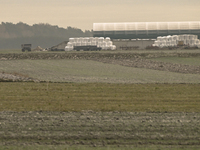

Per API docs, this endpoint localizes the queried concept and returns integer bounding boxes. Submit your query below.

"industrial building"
[93,22,200,49]
[93,22,200,39]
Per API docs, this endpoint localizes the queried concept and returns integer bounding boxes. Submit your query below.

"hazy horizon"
[0,0,199,30]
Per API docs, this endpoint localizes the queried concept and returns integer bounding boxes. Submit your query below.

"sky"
[0,0,199,31]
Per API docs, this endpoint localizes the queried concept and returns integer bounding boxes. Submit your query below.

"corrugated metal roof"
[93,22,200,31]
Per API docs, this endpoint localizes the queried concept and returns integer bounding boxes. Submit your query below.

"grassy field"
[1,59,200,83]
[0,83,200,149]
[150,57,200,66]
[0,50,200,149]
[1,144,200,150]
[1,82,200,112]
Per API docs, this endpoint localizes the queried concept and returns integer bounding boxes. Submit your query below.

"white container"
[65,46,74,51]
[69,38,75,43]
[105,37,111,42]
[154,41,160,46]
[188,35,195,40]
[195,39,200,45]
[162,36,167,41]
[111,45,116,50]
[91,38,97,43]
[76,38,81,43]
[190,40,195,45]
[157,36,162,41]
[178,35,184,41]
[67,42,73,47]
[76,42,81,46]
[172,35,179,41]
[73,38,77,43]
[86,42,92,46]
[101,46,109,50]
[106,41,113,46]
[185,40,190,45]
[167,35,172,41]
[85,37,90,42]
[89,37,94,42]
[162,41,167,46]
[79,37,84,43]
[94,37,99,42]
[98,37,104,43]
[184,35,190,40]
[81,42,87,46]
[91,41,97,46]
[98,42,105,48]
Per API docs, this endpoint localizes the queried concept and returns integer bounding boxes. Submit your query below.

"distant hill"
[0,22,93,49]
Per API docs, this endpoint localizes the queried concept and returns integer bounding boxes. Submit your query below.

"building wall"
[94,29,200,39]
[93,22,200,39]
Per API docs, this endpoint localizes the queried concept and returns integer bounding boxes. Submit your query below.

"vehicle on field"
[21,44,32,52]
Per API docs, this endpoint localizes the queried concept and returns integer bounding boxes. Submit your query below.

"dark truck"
[21,44,32,52]
[73,45,101,51]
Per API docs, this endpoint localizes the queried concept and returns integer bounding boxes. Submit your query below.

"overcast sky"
[0,0,199,30]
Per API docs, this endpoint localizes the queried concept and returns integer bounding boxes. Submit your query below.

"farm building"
[93,22,200,49]
[93,22,200,39]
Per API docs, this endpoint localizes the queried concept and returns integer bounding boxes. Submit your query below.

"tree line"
[0,22,93,49]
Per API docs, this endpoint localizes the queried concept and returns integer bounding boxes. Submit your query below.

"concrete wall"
[113,39,155,49]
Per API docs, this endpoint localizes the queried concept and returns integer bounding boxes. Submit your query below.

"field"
[0,49,200,149]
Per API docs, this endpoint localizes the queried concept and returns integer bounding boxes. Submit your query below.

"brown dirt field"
[0,111,200,147]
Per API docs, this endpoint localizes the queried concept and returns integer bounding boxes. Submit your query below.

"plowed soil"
[0,111,200,147]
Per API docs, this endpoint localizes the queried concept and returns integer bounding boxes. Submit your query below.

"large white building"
[93,22,200,39]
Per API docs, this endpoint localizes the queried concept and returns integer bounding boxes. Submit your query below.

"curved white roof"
[93,22,200,31]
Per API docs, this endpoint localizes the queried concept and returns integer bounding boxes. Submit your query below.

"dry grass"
[1,59,200,83]
[149,57,200,66]
[1,82,200,112]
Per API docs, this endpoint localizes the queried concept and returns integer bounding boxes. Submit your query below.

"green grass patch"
[0,82,200,112]
[1,59,200,83]
[0,49,22,53]
[149,57,200,66]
